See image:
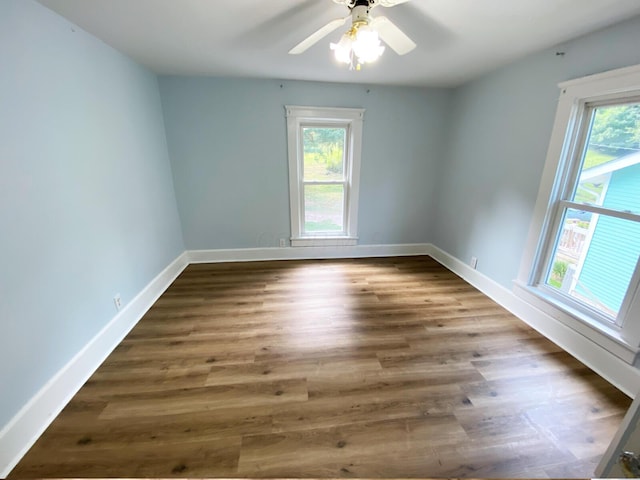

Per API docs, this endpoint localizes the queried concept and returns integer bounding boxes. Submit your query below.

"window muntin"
[536,101,640,326]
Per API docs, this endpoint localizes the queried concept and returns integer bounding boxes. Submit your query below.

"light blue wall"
[159,77,451,249]
[3,0,640,438]
[0,0,184,428]
[433,15,640,288]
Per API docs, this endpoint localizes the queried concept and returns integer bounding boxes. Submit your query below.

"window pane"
[545,207,640,319]
[303,127,346,181]
[574,103,640,213]
[304,184,344,233]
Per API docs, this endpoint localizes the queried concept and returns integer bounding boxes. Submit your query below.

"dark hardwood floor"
[10,256,631,478]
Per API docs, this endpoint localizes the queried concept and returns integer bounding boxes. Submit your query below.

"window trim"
[285,106,365,247]
[534,101,640,327]
[516,63,640,365]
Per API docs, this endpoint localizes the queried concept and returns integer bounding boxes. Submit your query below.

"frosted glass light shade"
[352,26,384,63]
[330,34,353,64]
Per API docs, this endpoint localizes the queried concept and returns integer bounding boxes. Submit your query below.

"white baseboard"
[0,244,428,477]
[0,252,189,478]
[3,243,637,477]
[188,243,431,263]
[427,244,640,398]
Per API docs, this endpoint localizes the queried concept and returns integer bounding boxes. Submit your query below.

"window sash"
[301,180,349,236]
[537,204,640,327]
[299,122,351,236]
[533,99,640,329]
[301,124,348,182]
[559,103,640,214]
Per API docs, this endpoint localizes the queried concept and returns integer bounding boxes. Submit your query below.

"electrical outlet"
[470,256,478,270]
[114,294,122,311]
[279,238,286,248]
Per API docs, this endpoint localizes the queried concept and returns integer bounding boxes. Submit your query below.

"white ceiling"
[38,0,640,87]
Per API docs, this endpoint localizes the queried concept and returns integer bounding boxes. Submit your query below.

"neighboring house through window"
[285,106,364,247]
[517,64,640,365]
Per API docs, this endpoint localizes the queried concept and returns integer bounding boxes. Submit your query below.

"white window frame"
[285,105,364,247]
[516,64,640,366]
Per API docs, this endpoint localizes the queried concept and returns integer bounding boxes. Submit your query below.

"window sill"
[291,237,358,247]
[513,281,639,365]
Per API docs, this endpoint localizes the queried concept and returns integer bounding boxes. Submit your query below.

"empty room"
[2,0,640,478]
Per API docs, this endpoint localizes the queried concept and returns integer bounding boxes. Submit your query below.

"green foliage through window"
[303,127,346,179]
[588,103,640,152]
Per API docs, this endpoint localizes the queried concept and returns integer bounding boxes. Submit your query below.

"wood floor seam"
[9,256,630,478]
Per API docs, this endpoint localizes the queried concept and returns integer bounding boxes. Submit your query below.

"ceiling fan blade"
[371,16,416,55]
[376,0,411,7]
[289,16,350,55]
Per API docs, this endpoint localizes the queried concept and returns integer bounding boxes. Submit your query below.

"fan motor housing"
[351,1,372,23]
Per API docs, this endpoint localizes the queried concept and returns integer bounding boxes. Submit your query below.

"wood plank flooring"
[10,256,631,478]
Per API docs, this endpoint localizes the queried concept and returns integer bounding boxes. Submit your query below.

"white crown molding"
[0,252,189,478]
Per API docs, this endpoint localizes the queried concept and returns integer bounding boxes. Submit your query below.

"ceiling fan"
[289,0,416,69]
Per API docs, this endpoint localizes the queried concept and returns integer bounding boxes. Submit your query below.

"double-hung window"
[285,106,364,247]
[539,101,640,323]
[517,64,640,364]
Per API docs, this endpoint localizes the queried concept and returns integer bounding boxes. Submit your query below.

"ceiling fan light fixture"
[330,33,353,64]
[289,0,416,69]
[330,22,384,69]
[352,24,385,63]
